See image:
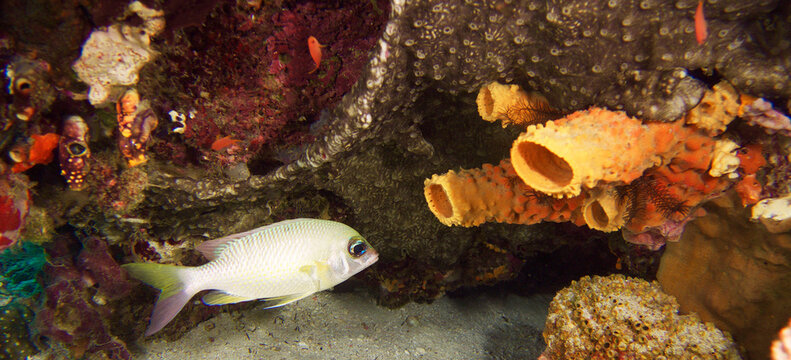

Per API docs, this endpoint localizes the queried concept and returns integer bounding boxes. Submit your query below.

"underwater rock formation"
[540,274,742,360]
[267,0,791,183]
[657,191,791,360]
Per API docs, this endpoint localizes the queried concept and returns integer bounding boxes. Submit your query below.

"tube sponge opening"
[511,141,573,193]
[425,183,454,219]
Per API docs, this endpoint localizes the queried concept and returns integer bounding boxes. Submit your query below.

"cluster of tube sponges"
[538,274,741,360]
[424,82,764,248]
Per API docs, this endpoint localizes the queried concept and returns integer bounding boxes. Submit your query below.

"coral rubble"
[540,274,742,360]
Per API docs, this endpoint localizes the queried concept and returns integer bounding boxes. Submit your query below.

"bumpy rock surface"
[267,0,791,182]
[144,0,791,265]
[541,274,742,360]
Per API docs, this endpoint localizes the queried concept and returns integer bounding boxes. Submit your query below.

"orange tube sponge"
[581,187,626,232]
[476,82,553,127]
[510,107,693,197]
[424,159,584,227]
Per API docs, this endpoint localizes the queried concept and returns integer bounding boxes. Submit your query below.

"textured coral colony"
[0,0,790,359]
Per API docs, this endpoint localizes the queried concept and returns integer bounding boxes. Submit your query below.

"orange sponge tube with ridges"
[424,159,585,227]
[510,107,695,197]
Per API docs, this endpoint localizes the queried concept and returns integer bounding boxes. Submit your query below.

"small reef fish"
[308,36,327,74]
[123,218,378,335]
[695,0,707,45]
[210,135,240,151]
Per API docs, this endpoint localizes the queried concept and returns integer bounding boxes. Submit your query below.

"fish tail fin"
[122,263,197,336]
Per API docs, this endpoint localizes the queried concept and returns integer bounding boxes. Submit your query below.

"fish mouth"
[366,249,380,266]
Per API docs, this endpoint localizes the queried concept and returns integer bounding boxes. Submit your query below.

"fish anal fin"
[260,292,312,309]
[201,291,254,305]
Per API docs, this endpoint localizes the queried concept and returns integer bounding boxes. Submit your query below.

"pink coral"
[0,174,30,251]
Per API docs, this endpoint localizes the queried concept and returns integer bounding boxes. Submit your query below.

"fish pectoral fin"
[201,291,255,305]
[259,292,312,309]
[299,262,332,291]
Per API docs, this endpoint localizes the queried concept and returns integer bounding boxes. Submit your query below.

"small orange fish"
[307,36,327,74]
[695,0,707,45]
[211,136,240,151]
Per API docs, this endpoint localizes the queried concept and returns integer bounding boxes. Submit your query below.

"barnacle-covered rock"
[540,274,742,360]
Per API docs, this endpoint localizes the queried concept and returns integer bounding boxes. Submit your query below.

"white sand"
[133,288,551,359]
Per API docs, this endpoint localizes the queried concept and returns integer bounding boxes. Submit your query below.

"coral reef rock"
[540,274,742,360]
[267,0,791,184]
[658,191,791,360]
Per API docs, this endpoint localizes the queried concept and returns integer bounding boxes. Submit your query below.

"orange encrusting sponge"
[424,159,585,227]
[624,136,732,234]
[510,107,695,198]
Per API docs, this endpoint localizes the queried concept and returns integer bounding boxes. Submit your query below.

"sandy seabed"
[132,288,551,360]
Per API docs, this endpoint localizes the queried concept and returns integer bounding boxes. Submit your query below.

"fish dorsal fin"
[202,291,254,305]
[196,219,313,261]
[259,292,313,309]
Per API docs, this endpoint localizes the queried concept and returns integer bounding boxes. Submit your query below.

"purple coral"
[34,235,132,359]
[741,98,791,136]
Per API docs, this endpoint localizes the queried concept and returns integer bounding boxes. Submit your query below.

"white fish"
[122,218,378,335]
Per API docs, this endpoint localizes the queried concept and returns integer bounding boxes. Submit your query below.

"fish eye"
[347,237,367,258]
[67,142,87,157]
